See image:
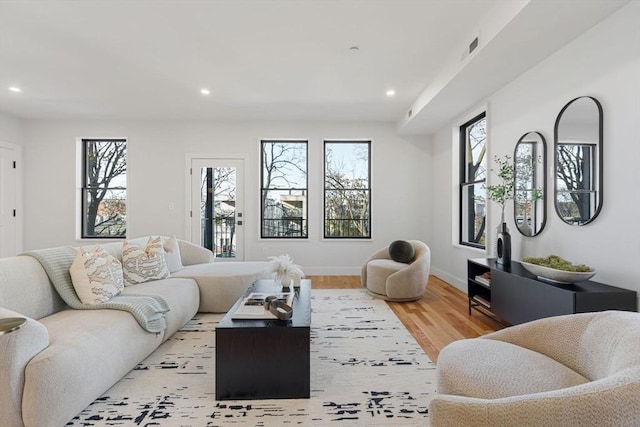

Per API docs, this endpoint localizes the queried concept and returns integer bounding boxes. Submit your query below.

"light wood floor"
[309,275,502,362]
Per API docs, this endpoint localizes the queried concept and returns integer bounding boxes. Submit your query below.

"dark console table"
[468,258,637,325]
[215,279,311,400]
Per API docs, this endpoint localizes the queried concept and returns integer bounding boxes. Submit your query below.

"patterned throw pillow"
[122,236,170,286]
[70,246,124,305]
[163,235,184,273]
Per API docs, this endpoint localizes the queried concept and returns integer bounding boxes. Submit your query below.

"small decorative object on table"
[486,155,515,266]
[521,255,596,284]
[269,254,304,289]
[232,292,294,320]
[496,223,511,267]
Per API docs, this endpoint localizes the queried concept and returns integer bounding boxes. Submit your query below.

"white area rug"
[69,289,436,426]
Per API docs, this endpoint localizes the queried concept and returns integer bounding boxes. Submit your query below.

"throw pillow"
[122,236,170,286]
[388,240,415,263]
[69,246,124,305]
[164,235,184,273]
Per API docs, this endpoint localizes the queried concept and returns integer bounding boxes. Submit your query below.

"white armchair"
[430,310,640,427]
[361,240,431,301]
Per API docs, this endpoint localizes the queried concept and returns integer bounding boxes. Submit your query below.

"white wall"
[429,2,640,301]
[0,112,24,145]
[22,120,430,274]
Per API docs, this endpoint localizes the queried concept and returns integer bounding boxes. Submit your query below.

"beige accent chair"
[430,310,640,427]
[361,240,431,301]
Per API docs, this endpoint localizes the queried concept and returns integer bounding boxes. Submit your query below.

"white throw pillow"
[70,246,124,305]
[164,235,184,273]
[122,236,170,286]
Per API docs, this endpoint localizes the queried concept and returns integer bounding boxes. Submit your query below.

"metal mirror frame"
[513,131,547,236]
[553,96,603,226]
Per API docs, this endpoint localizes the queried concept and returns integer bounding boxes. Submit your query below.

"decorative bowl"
[520,261,596,284]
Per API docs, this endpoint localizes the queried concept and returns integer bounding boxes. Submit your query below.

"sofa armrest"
[0,308,49,427]
[177,240,215,266]
[478,311,639,377]
[385,243,430,299]
[429,370,640,427]
[480,311,599,344]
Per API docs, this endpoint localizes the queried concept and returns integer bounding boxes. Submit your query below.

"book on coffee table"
[231,292,294,320]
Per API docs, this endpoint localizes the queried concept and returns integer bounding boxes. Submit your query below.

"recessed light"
[386,89,396,97]
[9,86,22,93]
[348,46,360,53]
[200,88,210,95]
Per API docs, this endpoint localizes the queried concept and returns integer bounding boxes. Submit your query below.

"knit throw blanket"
[24,247,170,333]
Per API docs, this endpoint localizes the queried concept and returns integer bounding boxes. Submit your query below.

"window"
[81,139,127,238]
[324,140,371,239]
[459,113,486,248]
[261,140,308,238]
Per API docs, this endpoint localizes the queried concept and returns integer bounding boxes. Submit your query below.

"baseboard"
[304,266,361,276]
[431,267,467,293]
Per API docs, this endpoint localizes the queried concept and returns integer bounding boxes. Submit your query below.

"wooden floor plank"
[308,274,501,362]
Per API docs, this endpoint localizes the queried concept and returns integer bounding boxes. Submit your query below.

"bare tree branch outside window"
[82,139,126,238]
[556,144,594,224]
[261,140,308,238]
[324,141,371,238]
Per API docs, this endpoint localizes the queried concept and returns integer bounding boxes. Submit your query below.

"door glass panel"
[200,166,237,259]
[191,158,243,260]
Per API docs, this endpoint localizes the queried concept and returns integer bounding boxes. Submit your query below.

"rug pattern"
[68,289,435,426]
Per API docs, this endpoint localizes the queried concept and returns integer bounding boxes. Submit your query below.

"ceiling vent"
[469,37,479,54]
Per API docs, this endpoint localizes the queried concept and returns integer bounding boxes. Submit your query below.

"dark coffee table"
[215,279,311,400]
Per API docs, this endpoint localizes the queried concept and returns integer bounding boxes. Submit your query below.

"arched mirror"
[554,96,603,225]
[514,131,546,236]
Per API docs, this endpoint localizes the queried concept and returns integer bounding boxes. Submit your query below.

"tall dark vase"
[497,223,511,266]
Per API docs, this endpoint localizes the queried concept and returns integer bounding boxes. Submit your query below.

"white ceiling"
[0,0,630,131]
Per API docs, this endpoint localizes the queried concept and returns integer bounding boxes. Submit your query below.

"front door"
[190,158,244,260]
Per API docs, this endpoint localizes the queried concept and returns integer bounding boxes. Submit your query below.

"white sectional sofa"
[0,236,273,427]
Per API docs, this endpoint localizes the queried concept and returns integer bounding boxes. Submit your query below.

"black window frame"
[260,139,309,239]
[323,140,372,239]
[81,138,127,239]
[459,112,486,249]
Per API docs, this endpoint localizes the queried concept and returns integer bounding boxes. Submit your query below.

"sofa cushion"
[163,235,184,273]
[122,237,169,286]
[69,246,124,305]
[436,338,590,399]
[0,256,66,320]
[366,259,407,296]
[123,277,199,339]
[87,236,149,263]
[23,308,163,427]
[172,261,272,312]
